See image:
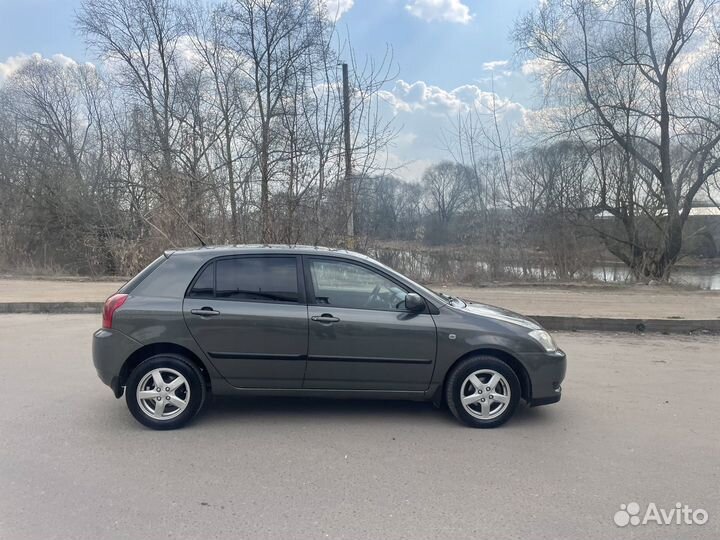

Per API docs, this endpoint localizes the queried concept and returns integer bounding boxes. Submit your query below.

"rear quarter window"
[131,253,210,299]
[118,255,167,294]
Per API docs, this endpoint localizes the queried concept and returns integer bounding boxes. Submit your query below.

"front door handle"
[311,314,340,324]
[191,307,220,317]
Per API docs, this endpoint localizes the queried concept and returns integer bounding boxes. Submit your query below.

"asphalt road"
[0,314,718,540]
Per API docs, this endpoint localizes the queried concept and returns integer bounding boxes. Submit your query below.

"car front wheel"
[125,355,205,430]
[445,355,521,428]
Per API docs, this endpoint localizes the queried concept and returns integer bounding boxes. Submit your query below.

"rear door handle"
[311,314,340,324]
[191,307,220,317]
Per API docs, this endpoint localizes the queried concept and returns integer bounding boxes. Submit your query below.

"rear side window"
[214,257,299,303]
[189,263,214,298]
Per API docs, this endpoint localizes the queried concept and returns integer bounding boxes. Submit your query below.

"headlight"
[529,329,557,352]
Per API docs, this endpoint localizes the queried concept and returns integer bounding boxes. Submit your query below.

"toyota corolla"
[93,246,566,430]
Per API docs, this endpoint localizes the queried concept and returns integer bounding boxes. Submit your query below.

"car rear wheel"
[445,355,521,428]
[125,355,205,430]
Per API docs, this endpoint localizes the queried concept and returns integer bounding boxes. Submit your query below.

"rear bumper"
[92,328,141,398]
[520,349,566,407]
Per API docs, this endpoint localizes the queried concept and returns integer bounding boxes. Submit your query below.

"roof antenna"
[171,207,207,247]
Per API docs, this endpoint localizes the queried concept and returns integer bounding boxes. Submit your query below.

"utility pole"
[342,62,354,248]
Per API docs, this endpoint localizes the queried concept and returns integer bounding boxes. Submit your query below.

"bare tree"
[1,0,400,275]
[513,142,594,278]
[224,0,321,242]
[441,78,522,275]
[422,161,473,228]
[185,3,253,242]
[78,0,184,220]
[515,0,720,279]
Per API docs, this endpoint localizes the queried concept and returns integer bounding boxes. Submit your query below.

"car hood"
[453,301,542,330]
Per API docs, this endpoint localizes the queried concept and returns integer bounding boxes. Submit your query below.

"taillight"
[102,293,128,329]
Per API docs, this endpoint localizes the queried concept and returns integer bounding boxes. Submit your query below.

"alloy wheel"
[136,368,191,421]
[459,369,511,420]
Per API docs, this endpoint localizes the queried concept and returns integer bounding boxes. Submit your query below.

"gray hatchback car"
[93,246,566,430]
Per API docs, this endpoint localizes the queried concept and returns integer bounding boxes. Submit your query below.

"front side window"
[308,259,408,311]
[214,257,299,303]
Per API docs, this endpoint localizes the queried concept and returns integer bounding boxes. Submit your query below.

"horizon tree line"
[0,0,719,283]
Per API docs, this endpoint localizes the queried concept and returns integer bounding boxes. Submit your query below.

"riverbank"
[371,244,720,290]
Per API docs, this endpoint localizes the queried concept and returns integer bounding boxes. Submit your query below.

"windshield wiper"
[429,289,465,307]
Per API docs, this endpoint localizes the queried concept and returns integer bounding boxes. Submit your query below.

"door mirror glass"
[404,293,425,312]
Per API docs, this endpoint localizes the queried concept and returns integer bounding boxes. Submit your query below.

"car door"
[184,255,308,389]
[303,256,437,391]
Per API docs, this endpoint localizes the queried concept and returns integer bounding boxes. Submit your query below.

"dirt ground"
[0,277,718,319]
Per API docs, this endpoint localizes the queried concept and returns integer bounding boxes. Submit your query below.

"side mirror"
[404,293,425,312]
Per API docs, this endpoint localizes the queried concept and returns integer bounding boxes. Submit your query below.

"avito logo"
[614,502,709,527]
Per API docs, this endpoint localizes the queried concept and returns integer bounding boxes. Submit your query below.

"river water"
[372,249,720,290]
[590,264,720,290]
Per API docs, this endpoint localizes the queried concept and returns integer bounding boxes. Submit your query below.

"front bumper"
[520,348,566,407]
[92,328,141,398]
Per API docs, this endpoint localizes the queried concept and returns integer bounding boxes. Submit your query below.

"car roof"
[165,244,375,262]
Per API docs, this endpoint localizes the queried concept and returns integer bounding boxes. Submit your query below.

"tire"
[125,354,206,430]
[445,355,521,428]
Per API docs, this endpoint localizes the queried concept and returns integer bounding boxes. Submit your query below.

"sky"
[0,0,541,180]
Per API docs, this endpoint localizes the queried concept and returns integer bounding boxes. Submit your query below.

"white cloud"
[521,57,552,76]
[0,53,79,83]
[676,32,716,74]
[49,53,78,68]
[405,0,473,24]
[322,0,354,21]
[519,57,560,94]
[389,154,435,182]
[176,35,207,68]
[376,79,531,180]
[380,79,525,118]
[482,60,509,71]
[0,54,31,82]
